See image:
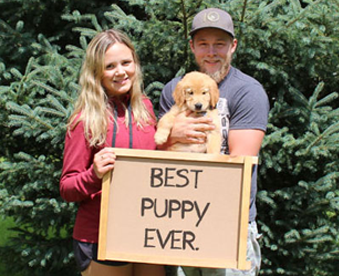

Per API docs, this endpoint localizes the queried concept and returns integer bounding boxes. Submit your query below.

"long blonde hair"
[68,29,154,147]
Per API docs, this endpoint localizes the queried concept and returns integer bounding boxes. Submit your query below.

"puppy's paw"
[154,129,170,145]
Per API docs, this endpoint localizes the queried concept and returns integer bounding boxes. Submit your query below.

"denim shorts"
[73,239,129,272]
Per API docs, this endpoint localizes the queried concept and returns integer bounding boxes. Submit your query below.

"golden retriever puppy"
[155,71,221,153]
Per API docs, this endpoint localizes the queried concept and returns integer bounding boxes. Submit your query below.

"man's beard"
[199,56,231,84]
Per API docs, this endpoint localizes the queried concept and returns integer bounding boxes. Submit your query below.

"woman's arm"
[59,121,102,202]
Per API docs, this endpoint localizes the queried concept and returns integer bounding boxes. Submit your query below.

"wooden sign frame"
[98,148,257,270]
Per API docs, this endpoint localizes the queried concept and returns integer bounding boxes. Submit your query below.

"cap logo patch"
[207,11,220,22]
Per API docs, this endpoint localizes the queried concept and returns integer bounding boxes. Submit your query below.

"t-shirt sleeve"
[158,78,180,119]
[229,82,270,131]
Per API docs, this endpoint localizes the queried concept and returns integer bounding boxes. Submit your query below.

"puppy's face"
[173,72,219,112]
[184,86,211,112]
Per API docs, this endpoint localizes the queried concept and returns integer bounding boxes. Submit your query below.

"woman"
[60,29,165,276]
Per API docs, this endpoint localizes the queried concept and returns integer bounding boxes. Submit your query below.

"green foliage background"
[0,0,338,275]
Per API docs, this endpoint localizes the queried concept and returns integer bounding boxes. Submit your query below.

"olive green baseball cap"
[190,8,235,38]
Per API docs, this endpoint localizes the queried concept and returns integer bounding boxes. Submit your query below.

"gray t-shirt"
[159,66,270,222]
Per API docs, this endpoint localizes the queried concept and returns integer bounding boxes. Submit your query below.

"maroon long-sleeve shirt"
[60,97,157,242]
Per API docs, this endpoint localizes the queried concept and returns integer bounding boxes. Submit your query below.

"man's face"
[190,28,237,83]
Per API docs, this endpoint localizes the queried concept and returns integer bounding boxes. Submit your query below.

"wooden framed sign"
[98,148,257,270]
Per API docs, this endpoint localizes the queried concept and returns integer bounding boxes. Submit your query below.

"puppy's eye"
[185,88,193,95]
[202,88,210,95]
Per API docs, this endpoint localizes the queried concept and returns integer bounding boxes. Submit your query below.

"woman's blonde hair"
[68,29,154,147]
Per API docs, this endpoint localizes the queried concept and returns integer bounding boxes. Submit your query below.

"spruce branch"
[187,0,203,18]
[240,0,248,23]
[179,0,191,63]
[145,81,164,96]
[180,0,188,40]
[31,80,74,102]
[314,92,338,108]
[284,0,326,29]
[39,107,66,118]
[304,121,339,153]
[6,102,54,130]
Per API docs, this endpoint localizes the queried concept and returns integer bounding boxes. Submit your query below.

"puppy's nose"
[195,103,202,110]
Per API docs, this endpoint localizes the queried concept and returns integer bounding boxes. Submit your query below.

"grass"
[0,217,23,276]
[0,215,75,275]
[0,217,17,245]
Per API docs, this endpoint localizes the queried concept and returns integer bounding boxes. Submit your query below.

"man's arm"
[228,129,265,156]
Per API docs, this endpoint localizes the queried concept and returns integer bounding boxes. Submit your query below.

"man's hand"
[158,110,215,149]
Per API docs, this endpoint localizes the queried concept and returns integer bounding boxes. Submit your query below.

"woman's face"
[101,42,136,97]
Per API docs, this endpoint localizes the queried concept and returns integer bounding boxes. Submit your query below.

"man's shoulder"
[163,76,182,92]
[228,67,262,87]
[219,67,265,98]
[159,76,184,116]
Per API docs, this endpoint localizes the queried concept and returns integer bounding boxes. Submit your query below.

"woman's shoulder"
[141,95,153,108]
[67,112,85,134]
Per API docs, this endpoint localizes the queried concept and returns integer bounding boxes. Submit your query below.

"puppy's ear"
[173,80,185,107]
[209,82,220,108]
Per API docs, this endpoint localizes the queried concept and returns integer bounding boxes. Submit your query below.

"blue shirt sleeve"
[158,77,181,118]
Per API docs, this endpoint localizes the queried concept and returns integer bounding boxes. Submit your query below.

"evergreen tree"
[0,0,128,73]
[0,0,339,275]
[258,83,339,275]
[0,40,82,275]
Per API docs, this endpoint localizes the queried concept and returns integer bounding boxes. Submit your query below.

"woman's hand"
[93,147,116,179]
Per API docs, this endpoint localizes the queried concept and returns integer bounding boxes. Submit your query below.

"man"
[158,8,270,276]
